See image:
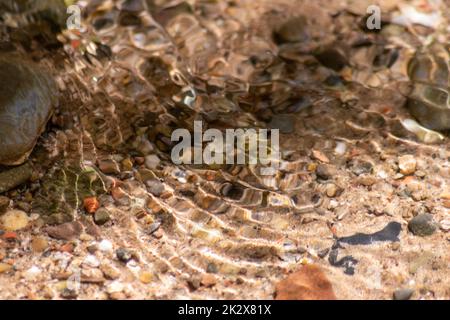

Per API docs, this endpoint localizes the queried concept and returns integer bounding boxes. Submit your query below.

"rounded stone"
[94,208,111,225]
[0,55,57,166]
[273,16,310,44]
[408,214,437,237]
[116,248,132,263]
[393,288,414,300]
[407,43,450,131]
[0,209,29,231]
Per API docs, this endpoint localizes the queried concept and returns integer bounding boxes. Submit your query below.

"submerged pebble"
[0,55,57,166]
[393,288,414,300]
[0,210,29,231]
[408,214,437,237]
[0,163,33,194]
[275,264,336,300]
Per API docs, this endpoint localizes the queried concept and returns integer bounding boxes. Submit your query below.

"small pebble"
[316,164,336,180]
[121,158,133,171]
[206,263,218,274]
[398,155,417,175]
[24,266,41,280]
[106,281,125,294]
[44,221,83,241]
[145,155,160,170]
[393,288,414,300]
[442,199,450,209]
[100,264,121,280]
[311,150,330,163]
[325,184,338,197]
[94,208,111,225]
[0,210,29,231]
[334,141,347,155]
[0,263,13,273]
[116,248,132,263]
[31,236,49,253]
[139,271,153,284]
[358,175,377,187]
[201,273,217,287]
[98,159,120,175]
[84,255,100,268]
[268,114,294,134]
[274,16,309,44]
[0,196,10,213]
[146,179,165,196]
[83,197,100,214]
[440,219,450,232]
[61,288,78,299]
[98,239,113,253]
[408,214,437,237]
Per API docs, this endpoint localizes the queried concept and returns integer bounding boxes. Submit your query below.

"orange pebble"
[60,243,74,253]
[83,197,100,214]
[2,231,18,240]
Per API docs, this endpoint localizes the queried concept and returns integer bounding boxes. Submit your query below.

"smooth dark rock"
[116,248,132,263]
[94,208,111,225]
[269,114,295,134]
[0,162,33,194]
[316,164,336,180]
[408,214,437,237]
[0,196,9,213]
[273,16,310,44]
[0,55,57,166]
[393,288,414,300]
[314,47,348,71]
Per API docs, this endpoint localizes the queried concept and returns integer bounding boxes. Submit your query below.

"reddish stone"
[59,243,74,253]
[44,221,83,241]
[2,231,18,240]
[275,264,336,300]
[83,196,100,214]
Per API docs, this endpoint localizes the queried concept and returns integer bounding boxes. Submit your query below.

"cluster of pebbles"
[0,0,449,299]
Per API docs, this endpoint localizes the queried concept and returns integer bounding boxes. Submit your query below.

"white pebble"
[145,154,160,170]
[84,255,100,268]
[334,141,346,155]
[24,266,41,279]
[98,239,113,253]
[107,281,124,294]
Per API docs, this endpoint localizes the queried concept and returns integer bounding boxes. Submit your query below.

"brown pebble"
[152,228,164,239]
[398,155,416,175]
[100,264,121,280]
[121,158,134,171]
[44,221,83,241]
[82,219,102,239]
[316,164,336,180]
[139,271,153,284]
[134,157,145,165]
[31,236,48,252]
[358,175,377,186]
[111,187,127,201]
[275,264,336,300]
[0,196,10,214]
[442,199,450,209]
[59,243,74,253]
[0,263,13,273]
[325,184,337,197]
[98,159,120,175]
[201,273,217,288]
[311,150,330,163]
